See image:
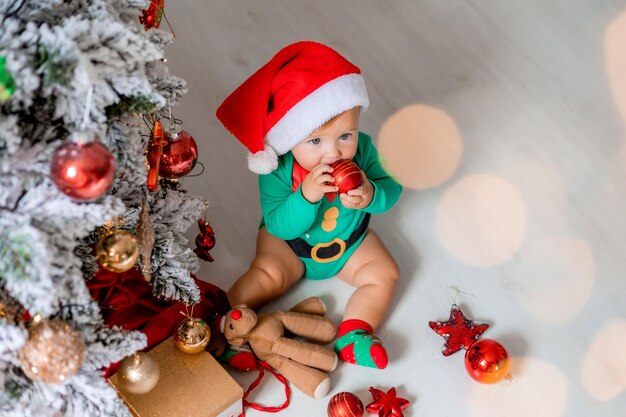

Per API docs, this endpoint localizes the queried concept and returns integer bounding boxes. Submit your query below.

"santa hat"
[216,41,369,174]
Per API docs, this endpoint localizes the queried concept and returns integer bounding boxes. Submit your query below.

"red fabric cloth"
[291,159,309,193]
[291,159,337,202]
[87,267,230,377]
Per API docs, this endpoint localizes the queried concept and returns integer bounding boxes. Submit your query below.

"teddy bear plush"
[221,297,337,398]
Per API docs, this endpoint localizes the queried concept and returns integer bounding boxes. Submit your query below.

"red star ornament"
[428,304,489,356]
[366,387,410,417]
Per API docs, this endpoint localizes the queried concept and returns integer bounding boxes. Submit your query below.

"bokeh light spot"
[512,236,594,324]
[469,357,568,417]
[437,175,527,266]
[605,11,626,125]
[581,320,626,401]
[378,104,462,190]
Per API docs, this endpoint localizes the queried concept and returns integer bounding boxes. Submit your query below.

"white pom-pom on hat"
[247,146,278,175]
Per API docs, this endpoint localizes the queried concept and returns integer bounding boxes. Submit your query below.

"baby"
[216,41,402,369]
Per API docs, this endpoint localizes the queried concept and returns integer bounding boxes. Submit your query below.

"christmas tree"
[0,0,207,415]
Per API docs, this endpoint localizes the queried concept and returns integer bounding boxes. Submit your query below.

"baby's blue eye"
[339,133,352,141]
[309,138,321,145]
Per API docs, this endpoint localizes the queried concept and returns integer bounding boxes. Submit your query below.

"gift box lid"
[109,337,243,417]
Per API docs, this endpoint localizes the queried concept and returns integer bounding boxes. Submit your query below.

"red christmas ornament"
[327,392,364,417]
[464,338,510,384]
[428,304,489,356]
[139,0,165,31]
[366,387,410,417]
[50,139,115,202]
[146,121,166,192]
[325,159,362,202]
[193,218,216,262]
[159,129,198,179]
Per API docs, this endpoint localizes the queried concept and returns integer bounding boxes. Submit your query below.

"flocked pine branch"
[0,0,209,415]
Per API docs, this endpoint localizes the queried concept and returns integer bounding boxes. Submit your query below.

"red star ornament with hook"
[366,387,410,417]
[428,304,490,356]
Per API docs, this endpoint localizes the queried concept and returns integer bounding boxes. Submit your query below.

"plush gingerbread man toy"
[221,298,337,398]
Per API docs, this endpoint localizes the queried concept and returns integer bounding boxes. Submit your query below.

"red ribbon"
[239,360,291,416]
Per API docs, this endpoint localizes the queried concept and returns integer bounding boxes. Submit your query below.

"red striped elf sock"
[334,319,388,369]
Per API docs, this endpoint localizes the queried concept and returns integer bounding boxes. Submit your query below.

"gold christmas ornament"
[136,196,155,282]
[116,352,160,394]
[19,317,85,384]
[174,315,211,354]
[96,229,139,273]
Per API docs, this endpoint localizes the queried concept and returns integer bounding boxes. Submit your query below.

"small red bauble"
[159,129,198,179]
[327,391,364,417]
[50,140,116,202]
[464,338,510,384]
[331,160,362,194]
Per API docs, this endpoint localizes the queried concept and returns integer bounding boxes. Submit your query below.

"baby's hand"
[340,170,373,209]
[301,164,338,203]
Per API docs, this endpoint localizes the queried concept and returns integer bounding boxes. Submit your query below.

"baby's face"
[291,107,360,171]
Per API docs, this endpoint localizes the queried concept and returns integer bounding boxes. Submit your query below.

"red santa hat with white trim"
[216,41,369,174]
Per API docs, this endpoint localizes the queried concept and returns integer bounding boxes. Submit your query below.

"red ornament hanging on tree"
[366,387,410,417]
[159,129,198,179]
[464,338,510,384]
[193,218,216,262]
[428,304,489,356]
[146,120,166,192]
[325,159,362,202]
[50,136,116,202]
[327,391,364,417]
[139,0,165,31]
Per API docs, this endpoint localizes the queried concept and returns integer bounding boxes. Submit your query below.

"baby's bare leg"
[337,230,400,330]
[227,227,304,310]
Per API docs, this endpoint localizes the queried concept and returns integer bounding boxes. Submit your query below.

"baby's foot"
[334,319,388,369]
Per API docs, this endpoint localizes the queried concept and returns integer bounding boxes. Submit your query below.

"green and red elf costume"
[260,133,401,279]
[216,41,402,369]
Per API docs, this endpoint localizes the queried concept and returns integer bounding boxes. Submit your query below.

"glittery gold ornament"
[116,352,160,394]
[96,229,139,273]
[19,317,85,384]
[174,316,210,354]
[136,196,155,281]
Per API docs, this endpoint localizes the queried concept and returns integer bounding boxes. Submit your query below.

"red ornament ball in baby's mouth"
[330,160,362,194]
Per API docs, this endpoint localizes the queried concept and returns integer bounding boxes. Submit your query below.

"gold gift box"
[109,337,243,417]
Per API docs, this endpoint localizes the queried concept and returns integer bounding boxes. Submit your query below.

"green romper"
[259,132,402,279]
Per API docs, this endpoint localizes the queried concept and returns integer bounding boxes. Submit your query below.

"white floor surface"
[165,1,626,415]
